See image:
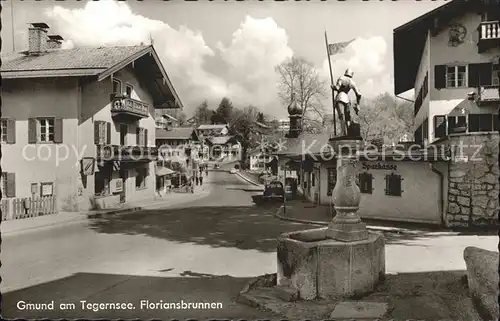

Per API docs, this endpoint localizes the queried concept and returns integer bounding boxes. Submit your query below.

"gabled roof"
[198,124,228,130]
[393,0,485,95]
[1,45,183,109]
[156,127,198,140]
[275,132,331,157]
[162,114,179,122]
[208,136,236,145]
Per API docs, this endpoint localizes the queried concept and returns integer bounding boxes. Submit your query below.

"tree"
[229,105,263,168]
[357,93,414,144]
[275,56,328,126]
[193,100,213,125]
[215,97,234,123]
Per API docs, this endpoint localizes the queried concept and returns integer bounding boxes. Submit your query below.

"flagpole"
[324,31,337,136]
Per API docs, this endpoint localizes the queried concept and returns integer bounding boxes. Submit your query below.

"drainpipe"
[430,163,445,226]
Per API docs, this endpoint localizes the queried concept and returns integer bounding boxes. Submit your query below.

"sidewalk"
[275,199,484,235]
[1,177,213,236]
[236,170,265,190]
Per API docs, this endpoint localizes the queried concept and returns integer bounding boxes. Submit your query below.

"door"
[120,124,127,146]
[120,169,128,203]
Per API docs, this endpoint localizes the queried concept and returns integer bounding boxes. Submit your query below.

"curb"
[235,171,265,188]
[274,205,458,235]
[86,206,143,218]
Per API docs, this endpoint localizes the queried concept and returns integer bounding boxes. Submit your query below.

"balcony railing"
[110,95,149,119]
[479,21,500,40]
[477,85,500,104]
[96,144,158,161]
[478,21,500,53]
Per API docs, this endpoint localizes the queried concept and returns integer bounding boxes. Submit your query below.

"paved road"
[1,169,304,319]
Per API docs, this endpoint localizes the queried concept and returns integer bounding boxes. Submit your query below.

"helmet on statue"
[344,68,354,78]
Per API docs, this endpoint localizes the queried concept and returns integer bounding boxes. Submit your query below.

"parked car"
[230,168,238,174]
[214,164,220,169]
[263,180,284,201]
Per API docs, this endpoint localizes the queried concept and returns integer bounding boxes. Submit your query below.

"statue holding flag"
[324,32,361,136]
[332,68,362,136]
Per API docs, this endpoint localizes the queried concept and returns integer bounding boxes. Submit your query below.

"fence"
[1,196,57,220]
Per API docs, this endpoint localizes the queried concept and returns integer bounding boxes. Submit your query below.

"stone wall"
[439,133,499,227]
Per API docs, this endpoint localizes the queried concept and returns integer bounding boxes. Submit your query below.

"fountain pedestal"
[277,137,385,300]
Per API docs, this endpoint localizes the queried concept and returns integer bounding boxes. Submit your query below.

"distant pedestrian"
[195,176,199,186]
[205,167,208,176]
[199,175,203,186]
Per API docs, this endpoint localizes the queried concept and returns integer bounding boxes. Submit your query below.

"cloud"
[44,0,293,117]
[321,36,393,98]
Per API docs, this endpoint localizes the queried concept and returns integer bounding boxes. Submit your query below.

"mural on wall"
[448,23,467,47]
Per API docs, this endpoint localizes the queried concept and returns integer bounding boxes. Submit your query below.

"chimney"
[286,93,303,138]
[28,22,50,55]
[47,35,64,49]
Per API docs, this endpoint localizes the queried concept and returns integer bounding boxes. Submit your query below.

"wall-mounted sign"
[31,183,38,195]
[112,178,123,193]
[81,157,95,175]
[41,182,54,197]
[362,163,397,171]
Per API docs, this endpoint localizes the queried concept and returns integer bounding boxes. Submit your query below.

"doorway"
[120,124,127,146]
[119,169,128,203]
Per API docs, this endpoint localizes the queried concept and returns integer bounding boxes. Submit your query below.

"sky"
[1,0,445,118]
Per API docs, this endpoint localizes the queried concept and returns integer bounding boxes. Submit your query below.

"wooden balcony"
[477,85,500,105]
[110,94,150,121]
[96,144,158,162]
[478,21,500,53]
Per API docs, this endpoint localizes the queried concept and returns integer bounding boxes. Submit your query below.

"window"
[1,119,7,143]
[468,114,493,132]
[125,84,133,97]
[113,79,122,94]
[120,124,128,146]
[136,167,148,189]
[359,172,373,194]
[493,64,499,86]
[28,117,63,144]
[446,65,467,88]
[39,118,54,142]
[448,116,467,134]
[327,168,336,196]
[95,166,112,196]
[385,173,403,197]
[0,118,16,144]
[1,172,16,198]
[94,121,111,145]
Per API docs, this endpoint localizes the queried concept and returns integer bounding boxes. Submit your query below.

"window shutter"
[494,113,499,131]
[6,172,16,198]
[136,127,141,145]
[384,175,390,195]
[54,117,63,143]
[468,63,481,88]
[434,65,446,89]
[368,173,373,192]
[478,63,493,86]
[6,119,16,144]
[479,114,493,132]
[144,129,148,147]
[468,114,480,132]
[106,122,111,144]
[94,121,100,145]
[28,118,37,143]
[434,115,447,138]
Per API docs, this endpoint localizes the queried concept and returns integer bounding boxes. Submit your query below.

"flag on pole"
[327,38,355,56]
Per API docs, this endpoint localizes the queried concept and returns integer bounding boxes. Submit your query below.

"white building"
[393,0,500,144]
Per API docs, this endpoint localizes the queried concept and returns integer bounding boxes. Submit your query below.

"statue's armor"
[334,75,358,105]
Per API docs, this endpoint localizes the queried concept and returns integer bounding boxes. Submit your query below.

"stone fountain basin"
[277,227,385,300]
